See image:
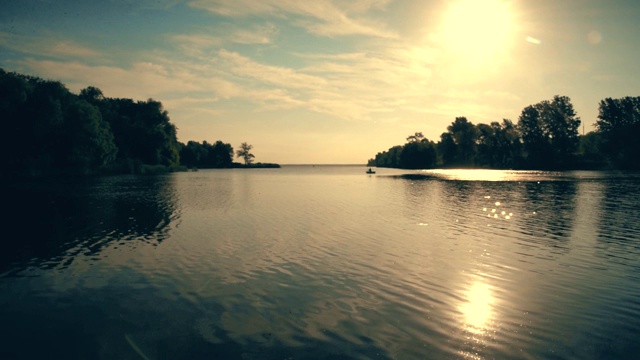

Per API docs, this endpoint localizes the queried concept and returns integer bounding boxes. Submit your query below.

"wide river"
[2,166,640,359]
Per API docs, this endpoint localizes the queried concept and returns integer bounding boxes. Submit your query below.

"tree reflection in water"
[1,174,178,274]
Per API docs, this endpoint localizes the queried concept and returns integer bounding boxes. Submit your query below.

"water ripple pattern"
[1,166,640,359]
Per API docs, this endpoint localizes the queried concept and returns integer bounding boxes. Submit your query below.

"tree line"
[368,95,640,170]
[0,69,275,179]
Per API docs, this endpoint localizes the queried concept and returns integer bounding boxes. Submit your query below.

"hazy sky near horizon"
[2,0,639,164]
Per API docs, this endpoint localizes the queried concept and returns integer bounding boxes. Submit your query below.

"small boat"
[366,168,376,174]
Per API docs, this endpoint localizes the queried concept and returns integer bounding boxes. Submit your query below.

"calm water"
[2,166,640,359]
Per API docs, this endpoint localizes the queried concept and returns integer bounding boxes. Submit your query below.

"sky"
[1,0,639,164]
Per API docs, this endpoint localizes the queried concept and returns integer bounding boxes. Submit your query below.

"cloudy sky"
[1,0,639,164]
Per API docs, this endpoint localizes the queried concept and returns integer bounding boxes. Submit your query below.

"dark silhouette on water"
[368,95,640,171]
[236,142,255,165]
[0,69,279,179]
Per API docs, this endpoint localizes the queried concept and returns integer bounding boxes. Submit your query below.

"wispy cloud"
[231,23,279,44]
[19,59,202,100]
[168,23,278,57]
[10,0,522,137]
[0,32,101,59]
[217,49,327,90]
[15,28,519,131]
[187,0,396,38]
[170,33,224,50]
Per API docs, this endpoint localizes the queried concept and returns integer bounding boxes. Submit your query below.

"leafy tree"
[0,70,120,177]
[369,134,436,169]
[540,95,581,165]
[0,69,189,177]
[79,86,105,103]
[476,122,498,167]
[518,104,547,167]
[236,142,255,165]
[476,119,522,168]
[178,140,234,168]
[438,132,457,167]
[0,69,33,176]
[399,138,437,169]
[61,98,117,174]
[132,99,180,167]
[208,141,234,167]
[518,95,580,169]
[179,141,206,168]
[370,145,403,168]
[578,131,606,169]
[441,117,478,167]
[406,132,425,143]
[94,96,180,168]
[496,119,523,168]
[596,96,640,169]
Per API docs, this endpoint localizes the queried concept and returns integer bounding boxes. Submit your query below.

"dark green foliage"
[517,105,548,168]
[211,141,234,167]
[89,96,180,168]
[179,141,207,168]
[179,140,234,168]
[1,68,183,178]
[0,69,118,177]
[517,95,581,169]
[236,142,255,165]
[368,145,403,168]
[368,135,436,169]
[475,123,498,167]
[543,95,581,161]
[577,132,607,169]
[596,97,640,169]
[0,70,33,174]
[399,140,437,169]
[437,133,457,166]
[373,96,581,170]
[368,94,640,171]
[475,120,522,169]
[445,117,479,167]
[1,68,277,177]
[62,98,118,173]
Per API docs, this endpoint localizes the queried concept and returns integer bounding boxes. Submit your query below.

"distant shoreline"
[232,162,281,168]
[279,164,368,166]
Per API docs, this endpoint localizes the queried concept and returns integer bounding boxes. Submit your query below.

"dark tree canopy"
[596,96,640,169]
[1,69,636,174]
[444,116,479,167]
[517,95,581,169]
[179,140,234,169]
[236,142,255,165]
[368,135,436,169]
[369,145,403,168]
[92,96,181,168]
[0,70,118,177]
[369,95,635,171]
[437,132,457,166]
[1,68,278,177]
[399,140,437,169]
[406,132,425,143]
[1,69,182,178]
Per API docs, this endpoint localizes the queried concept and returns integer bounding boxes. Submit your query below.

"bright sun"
[438,0,515,67]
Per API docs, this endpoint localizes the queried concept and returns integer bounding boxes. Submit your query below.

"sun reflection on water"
[460,282,495,334]
[418,168,555,182]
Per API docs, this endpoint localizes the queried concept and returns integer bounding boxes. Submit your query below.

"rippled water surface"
[2,166,640,359]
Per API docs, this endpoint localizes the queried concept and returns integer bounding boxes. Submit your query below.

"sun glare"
[439,0,515,67]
